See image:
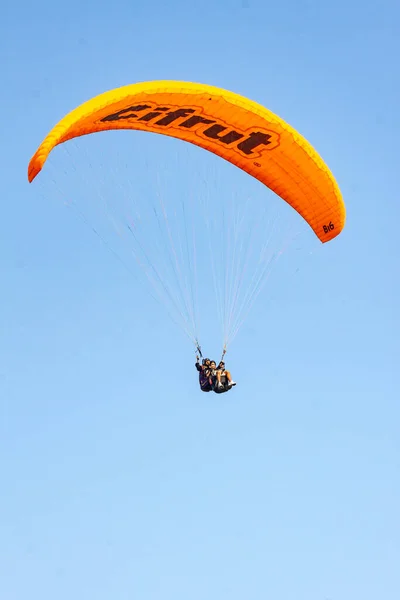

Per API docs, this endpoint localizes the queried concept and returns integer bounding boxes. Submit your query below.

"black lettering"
[179,115,216,128]
[155,108,196,126]
[323,222,334,234]
[100,105,278,161]
[237,131,273,154]
[101,104,151,122]
[138,107,170,122]
[203,124,244,144]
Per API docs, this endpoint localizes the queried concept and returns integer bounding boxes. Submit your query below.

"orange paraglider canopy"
[28,80,345,242]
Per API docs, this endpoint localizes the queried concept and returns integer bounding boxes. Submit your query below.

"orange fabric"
[28,80,345,242]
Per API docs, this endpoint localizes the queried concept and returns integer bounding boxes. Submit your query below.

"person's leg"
[225,370,236,387]
[224,370,232,382]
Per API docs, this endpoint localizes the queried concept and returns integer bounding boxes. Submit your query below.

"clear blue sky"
[1,1,398,599]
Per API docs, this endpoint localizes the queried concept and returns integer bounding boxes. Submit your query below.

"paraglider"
[195,357,214,392]
[28,80,346,391]
[195,356,236,394]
